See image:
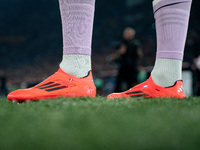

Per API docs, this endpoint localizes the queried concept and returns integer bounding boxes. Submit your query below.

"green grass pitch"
[0,96,200,150]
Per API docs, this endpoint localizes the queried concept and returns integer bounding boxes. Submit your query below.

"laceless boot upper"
[7,68,96,102]
[107,76,185,99]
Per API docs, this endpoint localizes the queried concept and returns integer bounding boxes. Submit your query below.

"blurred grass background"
[0,97,200,150]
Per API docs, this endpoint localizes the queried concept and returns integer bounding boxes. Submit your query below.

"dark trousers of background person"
[195,70,200,96]
[0,77,8,97]
[114,67,138,92]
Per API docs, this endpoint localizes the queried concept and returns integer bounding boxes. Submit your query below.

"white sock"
[153,0,162,6]
[151,58,182,87]
[60,54,91,78]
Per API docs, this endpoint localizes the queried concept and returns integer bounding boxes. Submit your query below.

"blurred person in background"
[8,0,192,101]
[194,55,200,96]
[108,27,143,92]
[0,76,8,97]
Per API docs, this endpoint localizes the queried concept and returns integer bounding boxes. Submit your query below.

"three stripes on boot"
[35,82,67,92]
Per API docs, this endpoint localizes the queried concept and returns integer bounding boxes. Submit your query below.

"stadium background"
[1,1,200,149]
[0,0,200,93]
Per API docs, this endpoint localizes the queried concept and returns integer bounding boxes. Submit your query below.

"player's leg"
[108,0,192,99]
[59,0,95,78]
[151,0,192,87]
[7,0,96,102]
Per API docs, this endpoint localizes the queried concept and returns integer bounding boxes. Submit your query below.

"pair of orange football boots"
[7,68,185,102]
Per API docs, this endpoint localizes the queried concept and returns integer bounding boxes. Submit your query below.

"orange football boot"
[7,68,96,102]
[107,76,185,99]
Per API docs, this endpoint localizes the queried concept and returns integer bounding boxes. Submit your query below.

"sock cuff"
[154,7,190,20]
[153,0,192,12]
[63,47,92,55]
[59,2,95,11]
[59,0,95,7]
[156,51,184,60]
